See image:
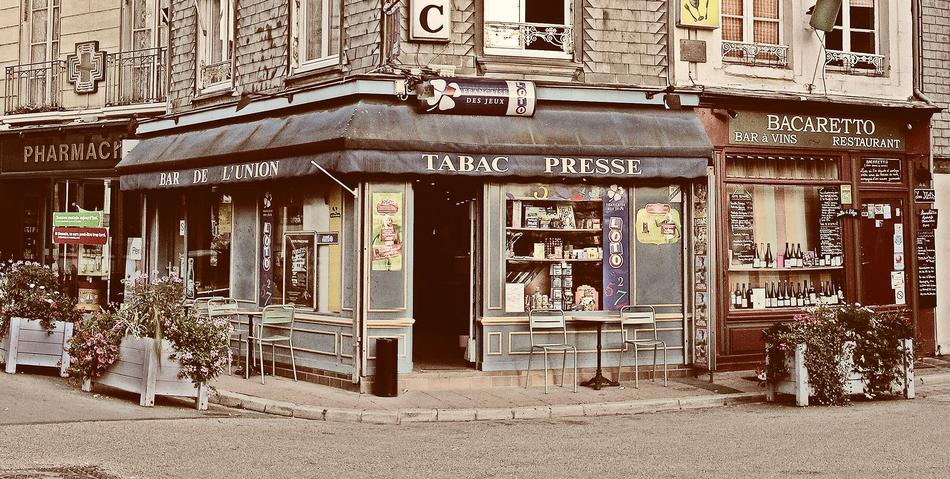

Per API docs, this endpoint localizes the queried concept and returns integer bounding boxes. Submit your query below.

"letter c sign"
[410,0,451,42]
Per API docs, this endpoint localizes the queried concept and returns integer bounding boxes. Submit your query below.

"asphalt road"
[1,371,949,479]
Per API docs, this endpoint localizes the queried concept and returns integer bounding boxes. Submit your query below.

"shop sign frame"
[728,112,906,152]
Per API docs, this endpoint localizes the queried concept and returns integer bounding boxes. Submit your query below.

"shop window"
[197,0,233,91]
[271,185,343,313]
[187,190,232,298]
[726,154,840,181]
[725,183,846,312]
[291,0,341,71]
[721,0,788,67]
[483,0,574,59]
[824,0,884,75]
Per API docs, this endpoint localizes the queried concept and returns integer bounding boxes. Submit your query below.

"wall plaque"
[859,158,902,183]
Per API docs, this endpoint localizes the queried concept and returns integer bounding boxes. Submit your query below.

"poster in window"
[258,192,275,306]
[679,0,719,29]
[372,192,403,271]
[284,233,315,309]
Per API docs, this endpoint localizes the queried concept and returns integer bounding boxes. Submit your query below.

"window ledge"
[476,56,582,81]
[191,86,237,104]
[284,63,344,87]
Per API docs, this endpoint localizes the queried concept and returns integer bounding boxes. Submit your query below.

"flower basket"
[1,317,74,376]
[83,335,208,410]
[766,339,914,407]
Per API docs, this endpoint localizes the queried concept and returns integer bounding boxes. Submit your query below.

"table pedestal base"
[581,373,619,390]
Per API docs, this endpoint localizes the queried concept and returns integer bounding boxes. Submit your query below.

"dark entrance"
[413,180,479,370]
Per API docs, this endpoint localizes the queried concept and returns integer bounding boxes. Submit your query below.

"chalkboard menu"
[859,158,902,183]
[729,192,754,265]
[916,230,937,305]
[818,187,843,257]
[920,209,938,230]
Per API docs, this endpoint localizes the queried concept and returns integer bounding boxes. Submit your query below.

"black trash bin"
[374,338,399,397]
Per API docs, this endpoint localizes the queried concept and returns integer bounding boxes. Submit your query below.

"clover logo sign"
[425,79,462,112]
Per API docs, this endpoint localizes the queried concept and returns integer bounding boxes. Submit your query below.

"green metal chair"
[617,305,668,388]
[248,304,297,385]
[524,309,577,393]
[208,298,244,376]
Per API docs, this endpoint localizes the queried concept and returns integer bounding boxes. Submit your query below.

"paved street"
[1,371,949,478]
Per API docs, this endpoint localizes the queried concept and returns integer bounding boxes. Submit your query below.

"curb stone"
[209,390,768,425]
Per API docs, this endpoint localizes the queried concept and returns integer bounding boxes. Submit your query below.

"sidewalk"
[209,370,766,425]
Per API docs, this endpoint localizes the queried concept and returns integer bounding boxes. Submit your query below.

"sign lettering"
[729,112,905,152]
[410,0,451,42]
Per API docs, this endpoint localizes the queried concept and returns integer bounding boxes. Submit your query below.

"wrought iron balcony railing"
[200,59,233,90]
[825,49,885,76]
[105,46,167,107]
[484,21,573,57]
[721,41,789,68]
[4,60,66,115]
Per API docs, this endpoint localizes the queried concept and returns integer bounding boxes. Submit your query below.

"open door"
[465,200,479,363]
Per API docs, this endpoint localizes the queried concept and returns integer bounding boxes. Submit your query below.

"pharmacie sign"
[420,78,536,117]
[1,128,124,173]
[729,112,905,151]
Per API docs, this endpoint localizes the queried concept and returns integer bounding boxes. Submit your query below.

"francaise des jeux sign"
[420,78,536,117]
[729,112,906,152]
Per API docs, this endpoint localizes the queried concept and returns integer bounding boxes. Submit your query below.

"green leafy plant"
[0,261,82,341]
[763,303,914,406]
[74,272,232,387]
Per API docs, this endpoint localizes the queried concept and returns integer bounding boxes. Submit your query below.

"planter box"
[767,339,914,406]
[0,317,73,376]
[83,336,208,410]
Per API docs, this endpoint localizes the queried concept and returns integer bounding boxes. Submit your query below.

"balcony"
[105,47,167,107]
[825,50,885,76]
[4,60,66,115]
[484,21,573,59]
[721,41,789,68]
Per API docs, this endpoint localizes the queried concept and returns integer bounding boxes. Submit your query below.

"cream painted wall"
[0,0,124,114]
[672,0,913,100]
[935,173,950,355]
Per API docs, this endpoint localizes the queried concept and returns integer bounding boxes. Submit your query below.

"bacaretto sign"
[729,112,906,152]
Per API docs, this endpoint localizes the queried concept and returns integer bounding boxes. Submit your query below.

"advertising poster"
[602,185,630,311]
[284,233,316,309]
[679,0,719,28]
[372,192,404,271]
[258,192,275,306]
[636,203,682,245]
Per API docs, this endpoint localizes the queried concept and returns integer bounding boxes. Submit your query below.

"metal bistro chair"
[524,309,577,393]
[207,298,244,376]
[617,305,668,388]
[247,304,298,385]
[191,296,225,317]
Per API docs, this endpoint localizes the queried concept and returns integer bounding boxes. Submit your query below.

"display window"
[270,182,343,313]
[186,188,232,298]
[724,155,846,312]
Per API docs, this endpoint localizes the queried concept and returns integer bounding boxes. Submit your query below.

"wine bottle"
[768,282,776,308]
[779,281,787,307]
[740,283,749,309]
[836,283,845,304]
[808,280,817,306]
[796,243,804,268]
[753,243,761,269]
[734,283,741,309]
[783,242,790,268]
[747,283,754,309]
[828,282,838,305]
[765,243,774,268]
[796,282,804,307]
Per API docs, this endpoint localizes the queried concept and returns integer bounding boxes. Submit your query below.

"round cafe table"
[572,315,622,390]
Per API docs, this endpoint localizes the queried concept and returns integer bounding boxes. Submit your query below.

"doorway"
[858,193,907,306]
[413,180,479,370]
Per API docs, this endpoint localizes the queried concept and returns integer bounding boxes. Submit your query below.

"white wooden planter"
[767,339,914,406]
[0,317,73,376]
[83,336,208,410]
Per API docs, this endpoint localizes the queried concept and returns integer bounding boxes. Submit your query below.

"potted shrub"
[0,261,82,376]
[763,303,915,406]
[69,274,232,410]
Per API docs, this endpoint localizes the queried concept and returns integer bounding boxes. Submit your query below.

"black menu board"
[920,209,938,230]
[729,191,754,265]
[818,187,843,257]
[916,230,937,305]
[859,158,902,183]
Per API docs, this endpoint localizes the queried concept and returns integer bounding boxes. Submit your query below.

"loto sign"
[410,0,451,42]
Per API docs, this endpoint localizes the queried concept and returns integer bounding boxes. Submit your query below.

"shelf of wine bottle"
[728,265,844,272]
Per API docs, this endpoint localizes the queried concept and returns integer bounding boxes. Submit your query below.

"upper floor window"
[721,0,788,67]
[6,0,63,113]
[109,0,169,106]
[824,0,883,75]
[483,0,573,59]
[292,0,341,70]
[197,0,233,91]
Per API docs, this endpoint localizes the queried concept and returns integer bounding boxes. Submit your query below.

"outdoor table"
[572,315,622,390]
[235,309,263,378]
